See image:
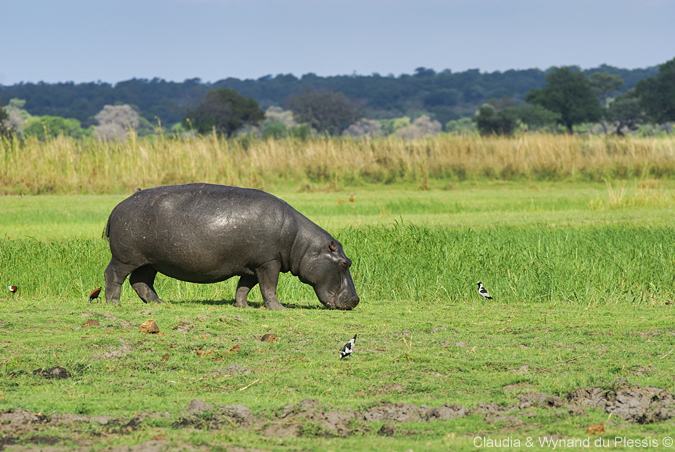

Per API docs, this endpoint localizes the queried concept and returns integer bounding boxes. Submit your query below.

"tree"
[342,119,383,137]
[289,91,362,136]
[184,88,265,137]
[445,117,477,135]
[589,72,624,134]
[93,105,141,140]
[4,99,33,133]
[0,65,661,130]
[606,89,645,135]
[635,57,675,123]
[515,104,561,131]
[393,115,442,139]
[23,116,91,140]
[472,104,520,136]
[589,72,624,107]
[526,67,602,133]
[0,99,11,138]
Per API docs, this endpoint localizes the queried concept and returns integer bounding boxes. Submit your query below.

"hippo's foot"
[234,299,249,308]
[264,299,287,311]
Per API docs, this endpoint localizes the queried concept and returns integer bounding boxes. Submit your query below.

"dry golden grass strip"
[2,134,674,194]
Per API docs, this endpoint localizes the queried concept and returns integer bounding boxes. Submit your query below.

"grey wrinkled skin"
[104,183,359,311]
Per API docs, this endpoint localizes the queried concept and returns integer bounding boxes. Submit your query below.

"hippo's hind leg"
[104,257,136,303]
[129,265,163,303]
[234,274,258,308]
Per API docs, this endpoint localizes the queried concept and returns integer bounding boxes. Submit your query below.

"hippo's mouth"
[324,290,359,310]
[315,285,359,310]
[324,291,337,309]
[318,289,338,309]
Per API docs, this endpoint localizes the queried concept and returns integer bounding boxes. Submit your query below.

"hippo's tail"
[102,216,111,241]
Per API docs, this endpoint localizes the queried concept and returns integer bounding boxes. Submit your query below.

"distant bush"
[445,117,477,135]
[183,88,265,137]
[262,122,289,140]
[393,115,442,139]
[290,91,362,136]
[0,99,11,138]
[342,119,383,137]
[4,99,33,134]
[23,116,91,140]
[93,105,142,141]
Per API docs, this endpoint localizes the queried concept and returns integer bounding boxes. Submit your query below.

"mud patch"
[32,367,70,379]
[92,338,134,360]
[363,402,467,422]
[173,319,193,333]
[101,312,135,329]
[378,424,397,436]
[1,382,673,448]
[211,364,254,376]
[0,408,43,426]
[568,381,674,423]
[176,398,256,428]
[266,399,355,437]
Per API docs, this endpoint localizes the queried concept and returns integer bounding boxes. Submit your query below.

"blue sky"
[1,0,674,85]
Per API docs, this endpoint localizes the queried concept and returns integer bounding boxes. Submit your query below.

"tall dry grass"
[1,133,675,194]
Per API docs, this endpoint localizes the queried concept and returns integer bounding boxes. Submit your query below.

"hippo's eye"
[329,241,336,252]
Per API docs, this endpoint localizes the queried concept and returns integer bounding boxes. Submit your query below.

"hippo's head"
[295,237,360,310]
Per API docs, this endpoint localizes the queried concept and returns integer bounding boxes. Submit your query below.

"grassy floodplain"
[1,135,675,451]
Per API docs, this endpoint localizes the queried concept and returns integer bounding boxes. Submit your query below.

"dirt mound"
[1,382,673,447]
[362,402,467,422]
[0,408,43,426]
[268,399,355,437]
[175,398,256,429]
[569,383,674,423]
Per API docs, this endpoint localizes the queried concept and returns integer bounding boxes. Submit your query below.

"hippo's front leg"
[255,261,287,311]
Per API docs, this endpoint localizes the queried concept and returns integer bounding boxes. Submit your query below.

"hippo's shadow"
[168,298,326,310]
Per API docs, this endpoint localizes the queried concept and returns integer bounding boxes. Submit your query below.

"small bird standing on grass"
[88,287,102,303]
[8,286,18,297]
[477,282,493,300]
[340,334,357,359]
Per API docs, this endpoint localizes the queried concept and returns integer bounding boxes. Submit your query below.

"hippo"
[103,183,360,311]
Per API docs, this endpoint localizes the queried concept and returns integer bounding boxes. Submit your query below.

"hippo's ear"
[329,240,337,252]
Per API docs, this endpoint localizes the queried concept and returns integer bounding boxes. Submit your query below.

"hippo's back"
[106,184,299,283]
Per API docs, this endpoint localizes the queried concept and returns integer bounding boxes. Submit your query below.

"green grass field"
[2,181,675,451]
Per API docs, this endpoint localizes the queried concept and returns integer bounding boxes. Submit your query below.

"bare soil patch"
[1,381,673,450]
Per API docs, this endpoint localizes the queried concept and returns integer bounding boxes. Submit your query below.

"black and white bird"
[477,281,493,300]
[340,334,357,359]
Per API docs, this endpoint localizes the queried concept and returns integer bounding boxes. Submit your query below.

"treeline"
[0,65,658,127]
